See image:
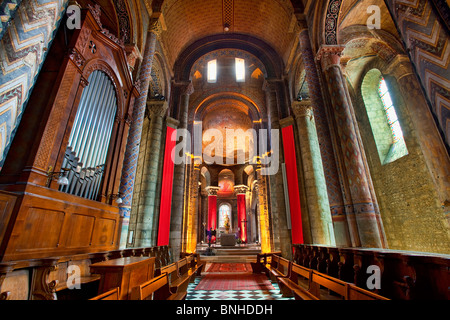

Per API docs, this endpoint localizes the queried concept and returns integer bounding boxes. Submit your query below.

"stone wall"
[351,66,450,254]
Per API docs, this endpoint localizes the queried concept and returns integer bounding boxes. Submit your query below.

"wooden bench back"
[291,263,310,278]
[277,257,291,276]
[310,270,347,299]
[160,263,178,282]
[269,254,280,268]
[347,284,389,300]
[131,274,169,300]
[90,287,120,300]
[177,258,188,275]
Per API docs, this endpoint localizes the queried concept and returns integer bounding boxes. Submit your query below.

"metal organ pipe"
[60,70,118,201]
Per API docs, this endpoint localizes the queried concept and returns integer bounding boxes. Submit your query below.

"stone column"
[255,163,272,253]
[292,101,335,245]
[134,100,168,247]
[169,81,194,259]
[317,45,386,248]
[384,55,450,229]
[263,79,291,257]
[235,185,249,243]
[183,159,201,253]
[296,16,350,246]
[118,20,162,248]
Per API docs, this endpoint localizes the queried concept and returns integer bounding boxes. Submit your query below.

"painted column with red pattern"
[317,45,387,248]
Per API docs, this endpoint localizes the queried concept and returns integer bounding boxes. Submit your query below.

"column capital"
[234,185,249,195]
[172,80,194,95]
[149,13,166,37]
[166,116,180,129]
[205,186,220,196]
[292,101,314,120]
[146,100,168,118]
[316,45,346,71]
[279,116,295,128]
[262,78,282,92]
[294,13,309,33]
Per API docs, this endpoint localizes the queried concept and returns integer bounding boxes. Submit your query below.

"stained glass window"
[378,78,403,142]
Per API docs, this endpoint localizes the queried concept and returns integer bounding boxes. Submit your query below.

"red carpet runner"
[206,263,252,273]
[195,263,275,291]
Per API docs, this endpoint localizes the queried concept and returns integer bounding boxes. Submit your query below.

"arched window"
[362,69,408,165]
[377,77,408,163]
[207,59,217,83]
[218,203,232,229]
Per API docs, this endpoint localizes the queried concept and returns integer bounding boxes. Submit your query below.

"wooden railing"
[0,245,171,300]
[292,244,450,300]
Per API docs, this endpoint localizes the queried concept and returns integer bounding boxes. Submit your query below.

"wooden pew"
[176,258,195,286]
[264,254,279,279]
[89,287,120,300]
[309,270,348,300]
[184,255,202,283]
[347,283,390,300]
[277,263,318,300]
[251,251,282,274]
[159,262,190,294]
[309,270,389,300]
[266,256,290,283]
[131,273,186,300]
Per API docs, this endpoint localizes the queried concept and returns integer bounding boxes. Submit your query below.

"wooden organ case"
[0,8,139,262]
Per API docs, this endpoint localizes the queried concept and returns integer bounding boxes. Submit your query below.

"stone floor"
[185,264,294,301]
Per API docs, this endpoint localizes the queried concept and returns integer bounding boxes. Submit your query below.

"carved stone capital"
[292,101,314,121]
[234,185,249,195]
[166,116,180,129]
[262,78,280,93]
[149,14,167,37]
[205,186,220,196]
[279,116,295,128]
[173,80,194,96]
[295,13,309,33]
[316,45,346,71]
[146,100,168,118]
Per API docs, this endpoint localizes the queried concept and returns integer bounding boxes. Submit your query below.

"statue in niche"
[223,214,230,233]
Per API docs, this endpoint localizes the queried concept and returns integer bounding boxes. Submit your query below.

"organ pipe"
[59,70,117,201]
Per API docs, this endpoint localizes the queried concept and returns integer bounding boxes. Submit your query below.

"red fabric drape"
[208,195,217,231]
[282,125,304,244]
[237,194,247,243]
[157,126,177,246]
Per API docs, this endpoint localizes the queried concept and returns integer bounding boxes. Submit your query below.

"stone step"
[199,255,257,263]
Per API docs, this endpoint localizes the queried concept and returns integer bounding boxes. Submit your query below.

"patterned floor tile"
[186,275,294,301]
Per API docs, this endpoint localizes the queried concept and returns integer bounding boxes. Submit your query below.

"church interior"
[0,0,448,302]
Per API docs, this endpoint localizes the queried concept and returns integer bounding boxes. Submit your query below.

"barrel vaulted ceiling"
[156,0,299,69]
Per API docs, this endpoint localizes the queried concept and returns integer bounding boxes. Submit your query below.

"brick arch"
[173,33,284,82]
[191,91,263,124]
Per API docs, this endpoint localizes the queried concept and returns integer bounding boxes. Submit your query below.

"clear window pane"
[208,59,217,83]
[235,58,245,82]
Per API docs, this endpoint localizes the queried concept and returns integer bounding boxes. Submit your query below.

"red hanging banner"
[281,124,304,244]
[237,193,247,243]
[157,126,177,246]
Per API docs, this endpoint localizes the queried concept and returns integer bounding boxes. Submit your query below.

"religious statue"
[224,214,230,233]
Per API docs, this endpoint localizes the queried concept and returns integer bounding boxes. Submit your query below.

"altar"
[220,233,236,246]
